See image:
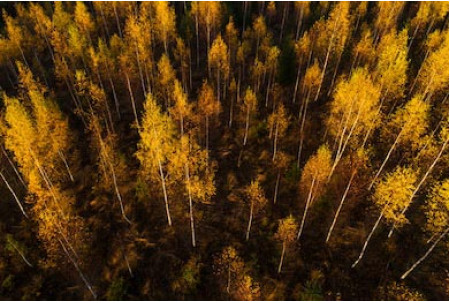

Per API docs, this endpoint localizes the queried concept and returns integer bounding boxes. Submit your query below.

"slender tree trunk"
[246,202,253,241]
[58,238,97,299]
[409,50,429,96]
[265,70,272,107]
[110,158,131,225]
[1,146,26,188]
[297,178,315,240]
[58,150,74,182]
[272,122,279,161]
[229,90,234,128]
[135,46,147,97]
[33,50,49,87]
[119,240,133,278]
[205,116,209,151]
[273,171,281,204]
[185,163,196,247]
[207,27,211,77]
[227,263,231,293]
[243,107,251,146]
[314,17,338,102]
[0,172,28,219]
[297,91,311,167]
[328,103,361,181]
[113,4,123,38]
[188,40,193,91]
[278,242,286,273]
[401,227,449,280]
[125,72,140,128]
[108,75,121,120]
[195,14,200,68]
[295,6,304,41]
[368,127,404,190]
[158,159,172,226]
[292,64,302,104]
[242,1,248,32]
[327,53,342,97]
[408,23,420,52]
[352,212,383,268]
[326,171,356,243]
[9,240,32,267]
[279,3,288,44]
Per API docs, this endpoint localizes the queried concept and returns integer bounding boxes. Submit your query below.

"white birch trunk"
[245,201,253,241]
[326,171,356,243]
[278,242,286,273]
[352,212,383,268]
[401,227,449,280]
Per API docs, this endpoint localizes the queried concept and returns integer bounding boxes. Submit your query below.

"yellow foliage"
[303,60,321,94]
[267,104,289,139]
[198,81,221,117]
[158,54,176,89]
[244,180,268,214]
[276,215,298,244]
[374,2,405,37]
[74,1,94,34]
[418,31,449,97]
[209,34,230,78]
[353,26,376,66]
[327,67,381,147]
[425,179,449,234]
[3,94,36,182]
[375,29,409,100]
[385,95,429,151]
[299,145,332,203]
[373,166,417,226]
[137,93,176,181]
[152,1,176,50]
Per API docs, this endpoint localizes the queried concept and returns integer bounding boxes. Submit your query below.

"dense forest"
[0,1,448,300]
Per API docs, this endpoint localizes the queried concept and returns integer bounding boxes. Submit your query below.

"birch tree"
[352,167,418,268]
[297,145,332,240]
[401,179,449,280]
[244,180,268,241]
[137,93,177,226]
[267,104,289,161]
[276,215,298,273]
[369,95,429,190]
